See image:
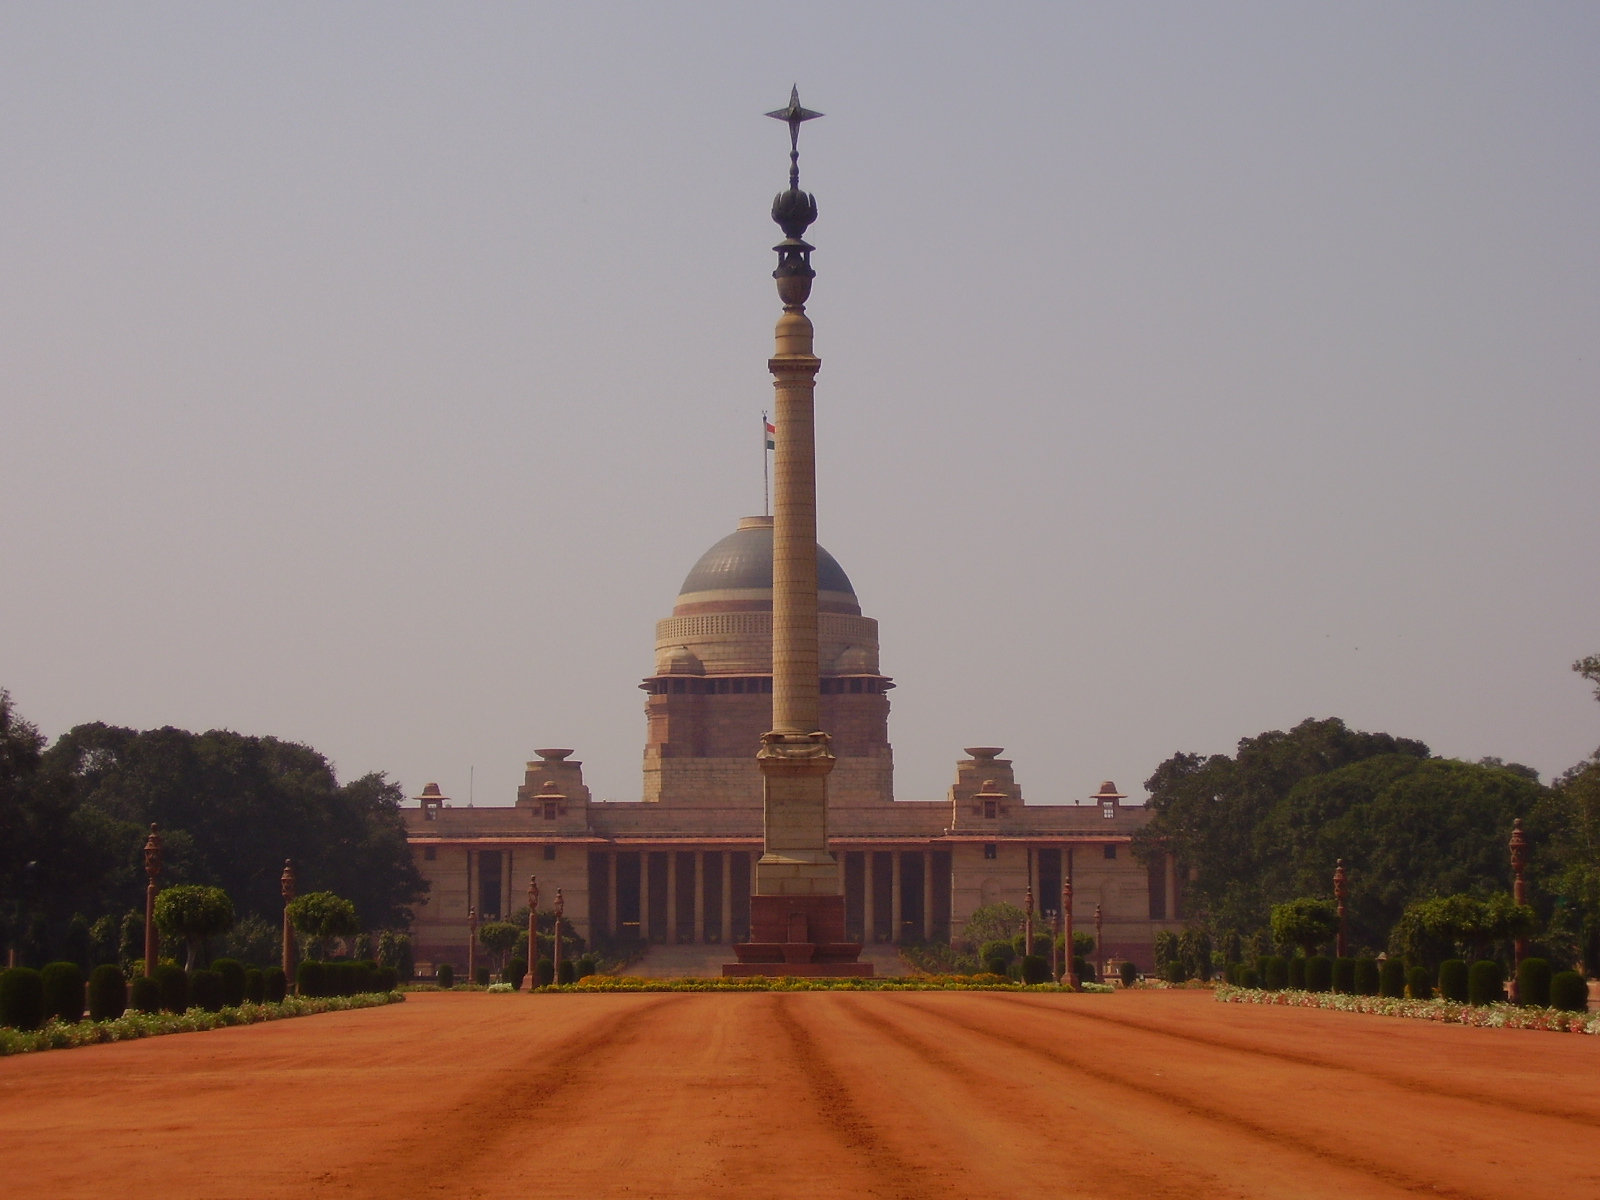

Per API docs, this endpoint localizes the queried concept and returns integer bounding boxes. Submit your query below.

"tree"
[958,903,1027,949]
[478,922,521,970]
[286,892,358,960]
[153,885,236,969]
[1270,898,1338,957]
[1389,893,1537,968]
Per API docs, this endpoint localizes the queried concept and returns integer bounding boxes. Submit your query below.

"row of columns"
[626,849,737,944]
[861,849,936,944]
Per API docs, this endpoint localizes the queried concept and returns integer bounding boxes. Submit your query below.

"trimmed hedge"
[474,966,491,987]
[1468,959,1504,1007]
[1551,971,1587,1013]
[131,975,161,1014]
[1379,958,1406,999]
[0,968,46,1031]
[1019,955,1051,985]
[1264,957,1288,990]
[503,958,528,990]
[1353,957,1380,996]
[437,963,454,988]
[1237,965,1258,989]
[1406,965,1432,1000]
[243,968,266,1004]
[263,966,287,1003]
[1331,957,1356,994]
[190,969,225,1013]
[1517,958,1552,1008]
[1287,956,1306,990]
[557,959,576,985]
[1438,959,1469,1003]
[213,959,247,1008]
[154,963,189,1013]
[88,965,128,1022]
[575,956,596,980]
[1119,960,1137,987]
[1305,956,1332,993]
[297,961,326,999]
[41,962,86,1024]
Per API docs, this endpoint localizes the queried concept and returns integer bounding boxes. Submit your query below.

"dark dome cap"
[678,516,855,597]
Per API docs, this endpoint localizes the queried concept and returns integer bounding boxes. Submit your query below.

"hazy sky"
[3,3,1597,810]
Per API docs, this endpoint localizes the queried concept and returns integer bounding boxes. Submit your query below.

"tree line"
[1,691,427,970]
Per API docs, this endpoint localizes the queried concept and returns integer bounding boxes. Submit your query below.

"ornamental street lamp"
[1333,859,1348,959]
[1047,909,1059,982]
[1061,876,1075,988]
[468,906,478,984]
[1095,903,1104,983]
[280,859,297,984]
[143,824,163,977]
[527,875,539,986]
[1024,884,1034,957]
[553,889,565,984]
[1510,820,1529,976]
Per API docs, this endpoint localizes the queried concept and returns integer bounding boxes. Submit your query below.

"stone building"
[403,516,1184,972]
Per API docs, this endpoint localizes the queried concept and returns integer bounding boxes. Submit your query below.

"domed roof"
[679,516,855,597]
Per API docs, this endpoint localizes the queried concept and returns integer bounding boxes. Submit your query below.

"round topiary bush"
[154,963,189,1013]
[1353,957,1380,996]
[1517,957,1552,1008]
[0,967,46,1030]
[189,969,225,1013]
[1264,957,1288,991]
[41,962,86,1024]
[262,966,287,1003]
[296,960,326,999]
[1237,965,1258,989]
[1438,959,1469,1003]
[243,967,265,1004]
[1163,960,1187,984]
[130,974,161,1014]
[1304,956,1333,993]
[503,957,528,990]
[1379,958,1406,998]
[1468,959,1505,1007]
[1330,957,1355,994]
[984,956,1007,977]
[1019,954,1050,984]
[472,966,489,987]
[556,959,575,985]
[1287,955,1307,990]
[534,958,554,987]
[1119,959,1137,987]
[979,940,1016,969]
[1550,971,1587,1013]
[212,959,246,1008]
[1406,965,1432,1000]
[88,964,128,1021]
[575,956,596,980]
[437,963,454,988]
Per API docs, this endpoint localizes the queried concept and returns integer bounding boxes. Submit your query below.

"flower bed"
[0,991,405,1057]
[540,973,1100,993]
[1215,985,1600,1035]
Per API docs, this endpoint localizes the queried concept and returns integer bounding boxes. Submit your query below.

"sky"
[2,3,1597,809]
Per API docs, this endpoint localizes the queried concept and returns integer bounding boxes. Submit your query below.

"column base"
[723,894,872,978]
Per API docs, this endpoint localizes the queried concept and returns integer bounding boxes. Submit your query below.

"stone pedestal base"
[723,894,873,978]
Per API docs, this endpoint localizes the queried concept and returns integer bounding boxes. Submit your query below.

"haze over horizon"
[3,4,1597,808]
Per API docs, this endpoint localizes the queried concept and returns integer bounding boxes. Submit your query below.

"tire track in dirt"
[767,994,956,1200]
[894,995,1492,1200]
[314,996,689,1197]
[835,997,1248,1200]
[989,994,1600,1130]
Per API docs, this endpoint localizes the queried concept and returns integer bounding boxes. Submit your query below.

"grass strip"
[1214,984,1600,1034]
[0,991,405,1057]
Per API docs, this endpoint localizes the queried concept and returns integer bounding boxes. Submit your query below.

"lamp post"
[468,906,477,984]
[1048,909,1059,982]
[1510,820,1529,977]
[527,875,539,985]
[1024,884,1034,957]
[553,889,565,984]
[1095,903,1104,983]
[142,824,163,977]
[1061,876,1075,988]
[280,859,296,985]
[1333,859,1348,959]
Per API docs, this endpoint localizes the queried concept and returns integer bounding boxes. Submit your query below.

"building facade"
[403,517,1184,973]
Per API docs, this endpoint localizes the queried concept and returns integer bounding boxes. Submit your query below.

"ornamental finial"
[767,87,822,283]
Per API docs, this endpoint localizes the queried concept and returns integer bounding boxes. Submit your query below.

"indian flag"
[764,418,776,450]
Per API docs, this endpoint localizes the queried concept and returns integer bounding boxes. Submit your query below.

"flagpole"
[762,409,770,516]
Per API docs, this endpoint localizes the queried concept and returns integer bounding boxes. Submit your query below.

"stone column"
[504,848,513,921]
[608,851,620,939]
[864,851,876,943]
[142,824,162,977]
[890,851,903,945]
[667,849,679,944]
[693,851,706,944]
[922,851,934,942]
[279,858,296,984]
[1164,853,1178,921]
[719,851,733,945]
[640,853,652,944]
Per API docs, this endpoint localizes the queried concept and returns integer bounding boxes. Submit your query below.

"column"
[693,851,705,944]
[667,849,679,944]
[1164,853,1178,922]
[890,851,903,945]
[505,848,513,919]
[719,851,733,945]
[922,850,933,942]
[608,850,619,939]
[864,851,876,943]
[640,852,652,944]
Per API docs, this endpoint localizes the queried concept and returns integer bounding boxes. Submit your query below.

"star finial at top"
[766,85,823,188]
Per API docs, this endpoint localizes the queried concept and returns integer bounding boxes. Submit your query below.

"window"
[423,845,436,861]
[1102,802,1115,819]
[983,843,997,860]
[543,803,557,820]
[983,800,997,819]
[543,845,557,861]
[1103,844,1117,860]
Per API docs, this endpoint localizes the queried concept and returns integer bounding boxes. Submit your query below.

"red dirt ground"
[2,989,1596,1199]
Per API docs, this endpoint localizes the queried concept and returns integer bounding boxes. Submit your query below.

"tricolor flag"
[764,417,776,450]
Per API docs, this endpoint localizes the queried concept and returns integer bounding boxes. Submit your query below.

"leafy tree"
[1387,893,1536,968]
[153,885,236,969]
[958,903,1027,949]
[286,892,358,959]
[478,922,521,970]
[1270,898,1338,957]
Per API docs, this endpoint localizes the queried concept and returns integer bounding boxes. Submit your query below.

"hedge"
[0,968,46,1031]
[437,963,454,988]
[1378,958,1406,998]
[1304,956,1332,993]
[1353,957,1380,997]
[1264,957,1288,991]
[154,964,189,1013]
[263,966,287,1003]
[1438,959,1469,1004]
[243,968,266,1005]
[88,965,128,1022]
[213,959,247,1008]
[1119,960,1137,987]
[1330,957,1355,994]
[41,963,86,1025]
[1468,960,1504,1007]
[1517,958,1552,1008]
[1550,971,1587,1013]
[1406,965,1432,1000]
[131,975,161,1014]
[1287,956,1306,990]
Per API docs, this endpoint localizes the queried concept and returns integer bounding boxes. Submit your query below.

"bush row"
[1218,953,1587,1011]
[295,960,398,998]
[1,962,294,1029]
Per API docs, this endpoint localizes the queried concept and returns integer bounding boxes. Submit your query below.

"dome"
[678,515,855,598]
